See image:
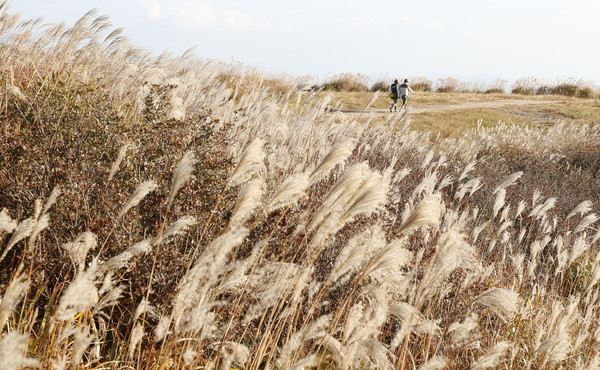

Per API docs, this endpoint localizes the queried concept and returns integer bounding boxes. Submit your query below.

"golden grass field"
[4,4,600,369]
[321,91,600,137]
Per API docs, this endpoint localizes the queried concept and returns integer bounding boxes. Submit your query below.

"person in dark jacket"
[387,79,400,112]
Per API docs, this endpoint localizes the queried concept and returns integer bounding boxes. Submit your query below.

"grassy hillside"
[3,5,600,369]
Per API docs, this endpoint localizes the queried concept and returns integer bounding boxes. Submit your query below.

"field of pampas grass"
[4,4,600,369]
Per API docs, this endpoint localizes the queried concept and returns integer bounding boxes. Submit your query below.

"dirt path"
[339,99,559,115]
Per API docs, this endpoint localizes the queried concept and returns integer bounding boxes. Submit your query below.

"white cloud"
[223,10,273,31]
[223,10,254,29]
[138,0,217,27]
[138,0,162,20]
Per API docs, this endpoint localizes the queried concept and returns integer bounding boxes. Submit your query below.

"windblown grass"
[3,4,600,369]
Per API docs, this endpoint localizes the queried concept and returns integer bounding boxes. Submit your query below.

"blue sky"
[8,0,600,83]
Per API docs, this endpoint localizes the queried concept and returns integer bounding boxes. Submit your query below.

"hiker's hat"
[394,79,398,83]
[404,79,409,83]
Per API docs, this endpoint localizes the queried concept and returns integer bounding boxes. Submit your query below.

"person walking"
[399,79,415,111]
[387,79,400,112]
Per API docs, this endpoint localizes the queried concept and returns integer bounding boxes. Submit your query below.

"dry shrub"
[409,76,433,92]
[371,80,388,92]
[322,73,370,92]
[512,77,598,98]
[435,76,460,93]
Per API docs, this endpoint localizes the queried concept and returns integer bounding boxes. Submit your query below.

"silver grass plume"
[566,200,593,220]
[42,185,61,215]
[473,288,519,323]
[0,332,40,369]
[458,160,477,182]
[569,234,589,265]
[289,356,318,370]
[69,327,93,370]
[128,323,144,359]
[309,162,370,225]
[493,171,522,193]
[229,179,264,227]
[389,302,424,349]
[61,231,97,273]
[328,227,386,285]
[529,197,556,219]
[0,217,35,263]
[448,313,480,346]
[55,260,100,321]
[0,270,29,329]
[6,85,27,101]
[0,209,17,236]
[265,172,310,213]
[455,177,482,202]
[419,356,448,370]
[470,341,509,370]
[155,216,196,246]
[219,342,250,369]
[309,138,357,184]
[364,239,413,283]
[574,213,598,233]
[100,239,152,272]
[107,143,132,183]
[167,151,197,206]
[414,227,475,308]
[228,138,266,187]
[277,315,331,367]
[492,188,506,219]
[183,349,197,366]
[118,180,158,218]
[154,316,172,342]
[398,193,443,233]
[340,175,390,225]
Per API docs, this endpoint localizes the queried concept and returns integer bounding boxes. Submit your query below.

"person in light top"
[399,79,415,111]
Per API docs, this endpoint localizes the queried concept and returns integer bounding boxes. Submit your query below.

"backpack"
[389,83,398,99]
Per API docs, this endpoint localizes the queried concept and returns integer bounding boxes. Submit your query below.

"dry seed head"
[7,85,26,101]
[1,217,35,263]
[0,332,40,369]
[69,327,93,370]
[493,171,522,193]
[0,271,29,330]
[229,179,264,227]
[118,180,158,218]
[566,200,593,220]
[448,313,480,346]
[398,193,443,233]
[309,138,357,184]
[100,239,152,272]
[56,260,100,320]
[42,185,61,215]
[492,188,506,219]
[419,355,447,370]
[156,216,196,246]
[574,213,598,233]
[61,231,97,273]
[473,288,519,323]
[265,172,309,213]
[168,151,197,206]
[128,323,144,359]
[228,138,266,187]
[107,143,132,183]
[470,341,509,370]
[458,160,477,182]
[0,209,17,236]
